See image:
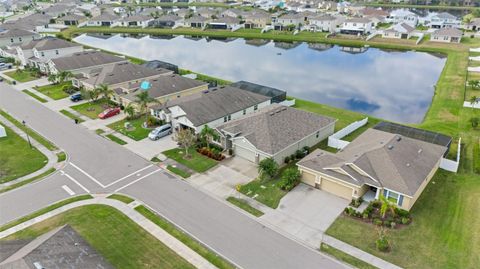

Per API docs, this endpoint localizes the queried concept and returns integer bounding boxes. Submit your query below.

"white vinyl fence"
[328,118,369,150]
[440,138,461,173]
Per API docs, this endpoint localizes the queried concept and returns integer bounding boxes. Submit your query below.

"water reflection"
[74,34,446,123]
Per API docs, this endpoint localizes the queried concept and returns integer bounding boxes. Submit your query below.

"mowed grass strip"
[163,147,217,173]
[105,134,127,145]
[0,195,93,232]
[135,205,235,269]
[167,165,191,179]
[0,109,57,151]
[2,205,196,269]
[35,82,71,100]
[107,194,135,204]
[226,197,264,217]
[320,243,378,269]
[22,89,48,103]
[60,109,84,123]
[0,168,55,194]
[0,125,48,183]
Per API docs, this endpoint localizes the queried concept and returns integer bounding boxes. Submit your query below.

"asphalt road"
[0,83,347,269]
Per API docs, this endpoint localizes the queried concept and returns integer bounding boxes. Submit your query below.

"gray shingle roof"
[31,37,80,51]
[432,27,462,37]
[0,28,36,39]
[51,50,127,71]
[166,85,271,126]
[218,104,336,155]
[298,128,448,196]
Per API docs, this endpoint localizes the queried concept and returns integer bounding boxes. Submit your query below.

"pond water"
[74,34,446,123]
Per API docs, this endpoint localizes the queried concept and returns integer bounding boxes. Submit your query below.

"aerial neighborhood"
[0,0,478,269]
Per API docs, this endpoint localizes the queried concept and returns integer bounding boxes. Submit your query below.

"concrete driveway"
[124,134,177,160]
[187,157,258,199]
[261,184,349,248]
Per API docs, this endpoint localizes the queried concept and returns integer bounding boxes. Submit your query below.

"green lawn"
[60,109,85,123]
[0,125,48,183]
[4,70,39,82]
[0,168,55,194]
[320,243,378,269]
[70,100,111,119]
[107,194,135,204]
[35,82,71,100]
[167,165,191,179]
[163,147,217,173]
[3,205,196,269]
[0,109,57,151]
[105,134,127,145]
[22,89,48,103]
[135,205,234,269]
[226,197,264,217]
[238,176,287,209]
[56,151,66,162]
[107,117,151,141]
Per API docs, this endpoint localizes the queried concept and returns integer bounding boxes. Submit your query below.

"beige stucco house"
[297,128,448,210]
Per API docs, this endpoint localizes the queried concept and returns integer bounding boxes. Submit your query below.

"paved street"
[0,82,347,269]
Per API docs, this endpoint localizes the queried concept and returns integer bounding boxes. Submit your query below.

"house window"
[316,131,320,138]
[243,109,246,115]
[55,50,59,55]
[224,116,228,122]
[41,52,45,57]
[228,115,231,121]
[254,105,258,111]
[383,189,403,206]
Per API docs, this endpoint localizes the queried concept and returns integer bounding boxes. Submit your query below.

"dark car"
[70,92,83,102]
[98,107,121,119]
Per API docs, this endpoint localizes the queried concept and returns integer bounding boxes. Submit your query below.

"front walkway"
[0,114,61,189]
[0,195,217,269]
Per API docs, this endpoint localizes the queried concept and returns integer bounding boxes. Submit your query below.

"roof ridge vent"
[396,135,402,141]
[388,145,394,150]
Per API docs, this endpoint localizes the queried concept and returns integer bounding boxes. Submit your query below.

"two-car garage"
[300,170,354,200]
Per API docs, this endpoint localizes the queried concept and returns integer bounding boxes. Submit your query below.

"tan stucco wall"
[299,167,357,200]
[320,177,353,200]
[300,169,317,186]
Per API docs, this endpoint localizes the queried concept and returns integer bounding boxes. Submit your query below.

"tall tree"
[258,158,278,180]
[174,128,196,158]
[58,70,73,83]
[124,104,136,120]
[199,125,219,150]
[96,84,114,101]
[135,91,158,125]
[379,194,397,219]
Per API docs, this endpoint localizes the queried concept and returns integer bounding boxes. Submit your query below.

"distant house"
[42,4,74,18]
[56,14,87,26]
[297,128,448,210]
[142,60,179,74]
[0,28,40,48]
[230,80,286,103]
[208,16,242,30]
[153,14,183,28]
[428,12,461,29]
[358,7,389,18]
[184,15,211,28]
[382,22,415,39]
[48,50,128,77]
[20,38,84,72]
[243,10,271,29]
[340,18,373,35]
[118,15,154,28]
[82,13,121,27]
[216,104,336,164]
[386,9,418,27]
[151,85,270,133]
[308,14,338,33]
[430,28,462,43]
[275,12,306,30]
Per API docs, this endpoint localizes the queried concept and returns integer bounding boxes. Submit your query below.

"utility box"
[0,124,6,138]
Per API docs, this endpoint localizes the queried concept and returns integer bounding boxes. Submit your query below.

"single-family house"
[22,38,84,72]
[221,8,244,19]
[114,74,208,108]
[118,15,154,28]
[386,9,418,27]
[77,62,173,91]
[297,128,449,210]
[308,14,337,32]
[152,85,271,134]
[340,17,373,35]
[184,15,211,28]
[42,4,75,18]
[358,7,389,18]
[56,14,88,26]
[216,104,336,164]
[208,16,242,30]
[48,51,128,78]
[243,10,271,29]
[0,29,40,48]
[465,18,480,31]
[75,3,102,17]
[153,14,183,28]
[82,13,121,27]
[230,80,286,103]
[430,27,462,43]
[428,12,461,29]
[175,8,192,18]
[275,12,306,30]
[196,7,221,19]
[382,22,415,39]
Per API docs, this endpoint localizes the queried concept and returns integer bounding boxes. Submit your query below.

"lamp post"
[22,120,32,149]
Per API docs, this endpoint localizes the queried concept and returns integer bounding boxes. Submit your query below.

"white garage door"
[235,146,256,163]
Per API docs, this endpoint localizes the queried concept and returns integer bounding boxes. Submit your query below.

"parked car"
[0,63,12,70]
[98,107,121,119]
[148,124,172,140]
[70,92,83,102]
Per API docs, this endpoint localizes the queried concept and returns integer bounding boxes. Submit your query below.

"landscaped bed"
[163,147,217,173]
[2,204,196,269]
[0,125,48,183]
[35,82,72,100]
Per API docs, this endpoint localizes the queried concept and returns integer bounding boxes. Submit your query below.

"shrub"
[302,146,310,154]
[363,204,373,215]
[62,85,77,94]
[258,158,278,180]
[284,156,290,164]
[363,213,369,219]
[295,149,304,159]
[279,168,301,191]
[145,116,162,127]
[395,208,410,218]
[371,200,382,208]
[383,220,391,228]
[376,236,390,252]
[228,148,233,156]
[373,218,383,226]
[401,217,409,225]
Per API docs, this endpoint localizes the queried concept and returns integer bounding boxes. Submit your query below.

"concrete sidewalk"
[0,114,61,189]
[0,195,217,269]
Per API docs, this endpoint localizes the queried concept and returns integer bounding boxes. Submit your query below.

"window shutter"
[383,189,388,197]
[398,195,404,206]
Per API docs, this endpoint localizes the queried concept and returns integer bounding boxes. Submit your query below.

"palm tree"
[469,80,480,90]
[379,194,397,219]
[58,71,73,83]
[135,91,158,125]
[96,84,114,101]
[48,74,58,84]
[124,104,136,120]
[471,95,478,106]
[200,125,219,150]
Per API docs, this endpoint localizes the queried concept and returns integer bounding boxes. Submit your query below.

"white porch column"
[374,188,381,199]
